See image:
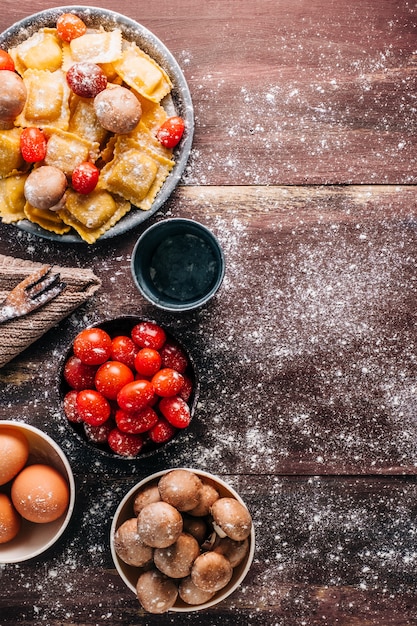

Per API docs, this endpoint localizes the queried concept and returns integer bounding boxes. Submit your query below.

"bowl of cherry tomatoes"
[59,317,198,459]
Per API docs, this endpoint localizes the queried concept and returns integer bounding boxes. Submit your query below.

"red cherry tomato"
[66,62,107,98]
[94,361,134,400]
[63,390,82,423]
[131,321,166,350]
[115,406,159,434]
[111,335,138,369]
[72,161,100,194]
[84,419,114,444]
[160,340,188,373]
[76,389,111,426]
[64,355,97,390]
[0,50,15,72]
[156,116,185,148]
[73,327,112,365]
[148,418,177,444]
[159,396,191,428]
[134,348,162,377]
[151,368,184,397]
[56,13,87,42]
[107,428,143,456]
[179,374,193,402]
[20,127,47,163]
[117,379,155,412]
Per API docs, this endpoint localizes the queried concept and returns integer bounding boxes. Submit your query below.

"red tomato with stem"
[73,327,112,365]
[72,161,99,194]
[56,13,87,42]
[64,355,97,390]
[131,321,166,350]
[76,389,111,426]
[159,396,191,428]
[134,348,162,377]
[111,335,138,369]
[0,50,15,71]
[156,116,185,148]
[151,368,184,397]
[117,379,155,412]
[94,361,134,400]
[20,127,47,162]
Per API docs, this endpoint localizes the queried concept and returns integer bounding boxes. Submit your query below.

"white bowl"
[110,468,255,612]
[0,421,75,563]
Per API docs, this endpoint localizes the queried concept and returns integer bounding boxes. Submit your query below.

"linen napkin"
[0,254,101,367]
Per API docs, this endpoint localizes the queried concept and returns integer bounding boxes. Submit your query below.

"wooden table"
[1,1,417,624]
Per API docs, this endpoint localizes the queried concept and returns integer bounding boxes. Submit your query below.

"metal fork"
[0,265,66,324]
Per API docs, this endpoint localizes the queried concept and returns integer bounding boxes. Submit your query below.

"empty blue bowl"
[131,218,225,311]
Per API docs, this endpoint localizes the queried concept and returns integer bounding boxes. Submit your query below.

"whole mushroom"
[188,481,219,517]
[0,71,27,125]
[94,85,141,134]
[179,576,215,606]
[137,501,182,548]
[210,497,252,541]
[154,532,200,579]
[113,518,153,568]
[24,165,67,210]
[133,483,161,516]
[158,469,203,512]
[190,551,233,593]
[136,569,178,614]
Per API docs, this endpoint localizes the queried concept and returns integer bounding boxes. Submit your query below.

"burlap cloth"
[0,254,101,367]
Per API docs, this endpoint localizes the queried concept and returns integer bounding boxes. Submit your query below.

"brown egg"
[0,427,30,486]
[0,493,21,544]
[191,551,233,593]
[154,532,200,579]
[94,85,141,134]
[113,518,153,567]
[137,501,183,548]
[158,469,203,512]
[11,463,69,523]
[24,166,67,210]
[0,71,27,122]
[210,497,252,541]
[136,569,178,614]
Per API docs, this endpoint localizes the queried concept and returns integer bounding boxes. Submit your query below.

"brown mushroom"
[210,497,252,541]
[179,576,216,606]
[137,501,183,548]
[94,85,141,134]
[133,484,161,516]
[0,71,27,124]
[182,514,208,545]
[154,532,200,578]
[24,166,67,210]
[188,481,219,517]
[136,569,178,614]
[158,469,203,512]
[113,518,153,567]
[191,551,233,593]
[213,536,250,568]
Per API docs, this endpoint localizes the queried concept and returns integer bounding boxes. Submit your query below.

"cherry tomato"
[94,361,134,400]
[160,340,188,373]
[131,321,166,350]
[111,335,138,369]
[0,50,15,72]
[117,379,155,412]
[159,396,191,429]
[148,418,177,444]
[56,13,87,42]
[73,327,112,365]
[64,355,97,390]
[156,116,185,148]
[72,161,100,194]
[20,127,47,162]
[115,406,158,434]
[66,62,107,98]
[76,389,111,426]
[134,348,162,377]
[179,374,193,402]
[84,419,113,444]
[151,368,184,397]
[107,428,143,456]
[63,390,82,423]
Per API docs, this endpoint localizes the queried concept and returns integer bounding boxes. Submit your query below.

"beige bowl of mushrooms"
[110,468,255,613]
